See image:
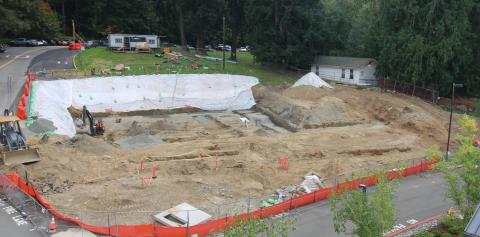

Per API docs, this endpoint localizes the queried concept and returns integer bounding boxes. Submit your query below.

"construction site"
[1,72,451,228]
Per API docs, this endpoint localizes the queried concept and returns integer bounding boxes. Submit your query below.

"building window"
[360,71,364,77]
[148,39,155,44]
[349,69,354,79]
[341,68,345,79]
[115,38,122,43]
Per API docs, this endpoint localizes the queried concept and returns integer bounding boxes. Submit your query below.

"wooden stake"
[152,163,157,179]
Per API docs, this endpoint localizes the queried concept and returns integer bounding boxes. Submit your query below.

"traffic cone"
[49,216,56,233]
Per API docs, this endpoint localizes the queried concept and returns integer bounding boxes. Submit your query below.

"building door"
[316,65,319,76]
[123,37,130,49]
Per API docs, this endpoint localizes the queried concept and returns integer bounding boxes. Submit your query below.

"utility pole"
[222,16,226,71]
[446,82,463,161]
[72,20,76,42]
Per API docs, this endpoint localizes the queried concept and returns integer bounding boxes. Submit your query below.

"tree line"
[0,0,478,96]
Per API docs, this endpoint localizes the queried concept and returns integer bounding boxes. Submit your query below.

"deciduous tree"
[330,173,396,237]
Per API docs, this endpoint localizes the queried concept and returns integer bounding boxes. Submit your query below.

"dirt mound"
[147,120,171,130]
[127,121,147,136]
[70,134,116,154]
[253,86,366,130]
[282,85,331,100]
[28,118,57,133]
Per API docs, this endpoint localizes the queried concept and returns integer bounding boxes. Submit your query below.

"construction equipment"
[0,110,40,165]
[82,106,105,136]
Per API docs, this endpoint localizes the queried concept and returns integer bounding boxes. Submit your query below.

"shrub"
[416,230,435,237]
[439,217,466,235]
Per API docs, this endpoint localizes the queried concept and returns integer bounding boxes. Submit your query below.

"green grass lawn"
[74,47,301,85]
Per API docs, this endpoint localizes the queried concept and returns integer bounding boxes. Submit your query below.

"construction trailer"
[107,34,159,51]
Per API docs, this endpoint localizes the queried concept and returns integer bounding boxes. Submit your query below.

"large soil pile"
[254,85,448,145]
[254,86,368,130]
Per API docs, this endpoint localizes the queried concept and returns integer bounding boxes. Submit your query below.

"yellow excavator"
[0,110,40,166]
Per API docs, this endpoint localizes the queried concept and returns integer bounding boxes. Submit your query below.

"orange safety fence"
[16,71,35,120]
[1,160,437,237]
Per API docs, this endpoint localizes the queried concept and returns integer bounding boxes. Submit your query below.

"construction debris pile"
[262,172,324,207]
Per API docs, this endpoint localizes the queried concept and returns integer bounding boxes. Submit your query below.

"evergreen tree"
[245,0,325,69]
[376,0,475,95]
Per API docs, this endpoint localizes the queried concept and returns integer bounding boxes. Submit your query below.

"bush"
[439,217,466,235]
[416,230,435,237]
[439,233,453,237]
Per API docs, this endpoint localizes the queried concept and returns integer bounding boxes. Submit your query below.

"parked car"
[57,40,69,46]
[10,38,30,46]
[28,39,41,46]
[0,43,7,53]
[216,44,231,51]
[48,39,57,46]
[86,40,104,48]
[205,45,214,51]
[239,47,248,52]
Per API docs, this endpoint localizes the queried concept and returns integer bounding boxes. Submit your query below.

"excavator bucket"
[2,148,40,166]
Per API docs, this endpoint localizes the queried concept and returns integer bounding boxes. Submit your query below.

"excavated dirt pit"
[9,84,453,225]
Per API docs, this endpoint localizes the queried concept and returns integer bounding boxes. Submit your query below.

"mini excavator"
[82,106,105,136]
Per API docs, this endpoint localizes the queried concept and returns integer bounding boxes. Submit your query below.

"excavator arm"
[82,106,104,136]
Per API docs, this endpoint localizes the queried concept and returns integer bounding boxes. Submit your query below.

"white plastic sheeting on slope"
[292,72,333,89]
[32,74,259,137]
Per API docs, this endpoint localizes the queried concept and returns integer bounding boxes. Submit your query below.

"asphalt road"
[0,198,44,237]
[0,47,50,112]
[28,47,76,72]
[289,172,452,237]
[0,46,75,113]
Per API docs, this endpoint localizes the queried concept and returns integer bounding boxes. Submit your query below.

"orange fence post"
[152,163,157,179]
[279,157,289,170]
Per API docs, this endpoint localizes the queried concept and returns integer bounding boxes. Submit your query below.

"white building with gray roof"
[311,56,377,86]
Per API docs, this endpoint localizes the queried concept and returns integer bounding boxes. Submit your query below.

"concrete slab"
[153,202,212,227]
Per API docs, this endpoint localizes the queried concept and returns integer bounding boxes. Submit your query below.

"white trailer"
[107,34,159,51]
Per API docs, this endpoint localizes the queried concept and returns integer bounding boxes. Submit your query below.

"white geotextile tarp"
[292,72,333,89]
[32,74,259,137]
